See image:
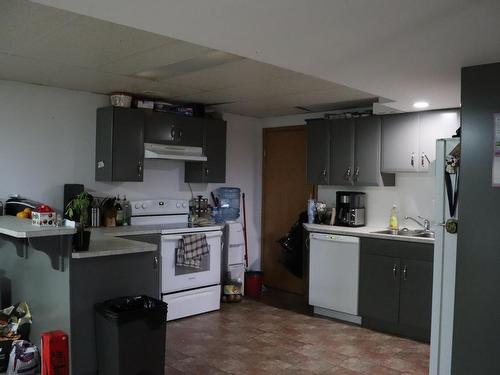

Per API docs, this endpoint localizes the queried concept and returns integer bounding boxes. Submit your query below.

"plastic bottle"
[122,195,130,226]
[115,196,124,226]
[307,198,316,224]
[389,205,399,230]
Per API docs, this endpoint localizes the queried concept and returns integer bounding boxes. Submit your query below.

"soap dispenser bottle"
[389,205,399,231]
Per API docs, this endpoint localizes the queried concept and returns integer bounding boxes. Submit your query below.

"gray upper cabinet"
[330,118,355,185]
[307,116,395,186]
[381,113,420,172]
[185,119,227,183]
[418,109,460,171]
[381,109,459,173]
[144,110,203,147]
[306,119,331,185]
[354,116,395,186]
[95,106,145,182]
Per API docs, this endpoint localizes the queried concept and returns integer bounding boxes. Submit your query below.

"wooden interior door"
[262,126,313,295]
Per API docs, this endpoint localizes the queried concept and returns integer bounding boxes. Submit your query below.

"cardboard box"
[32,211,57,226]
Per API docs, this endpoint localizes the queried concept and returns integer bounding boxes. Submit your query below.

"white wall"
[318,173,435,228]
[262,112,436,229]
[0,80,263,268]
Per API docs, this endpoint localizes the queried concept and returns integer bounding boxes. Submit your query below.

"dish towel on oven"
[176,233,210,268]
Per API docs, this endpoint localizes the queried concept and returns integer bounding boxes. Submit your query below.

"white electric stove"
[130,199,223,321]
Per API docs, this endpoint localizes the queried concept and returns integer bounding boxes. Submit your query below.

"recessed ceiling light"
[413,101,429,109]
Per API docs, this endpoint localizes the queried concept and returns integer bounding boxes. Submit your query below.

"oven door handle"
[161,231,223,241]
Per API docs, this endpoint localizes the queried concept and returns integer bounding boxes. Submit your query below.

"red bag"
[40,331,69,375]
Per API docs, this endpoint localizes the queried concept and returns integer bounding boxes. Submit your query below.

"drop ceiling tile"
[211,101,308,118]
[180,72,342,104]
[0,54,65,88]
[15,14,170,68]
[0,0,76,53]
[99,41,213,75]
[137,80,205,99]
[0,54,202,98]
[164,58,296,91]
[280,87,375,107]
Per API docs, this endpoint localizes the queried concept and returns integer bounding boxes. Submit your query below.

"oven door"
[161,231,222,294]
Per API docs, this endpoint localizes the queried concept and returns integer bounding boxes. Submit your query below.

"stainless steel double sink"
[371,228,435,239]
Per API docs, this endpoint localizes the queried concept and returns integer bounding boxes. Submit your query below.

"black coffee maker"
[335,191,366,227]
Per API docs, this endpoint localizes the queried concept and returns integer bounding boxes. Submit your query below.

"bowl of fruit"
[31,204,56,226]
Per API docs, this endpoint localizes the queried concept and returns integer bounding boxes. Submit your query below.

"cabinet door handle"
[403,265,408,281]
[344,167,352,181]
[393,264,398,280]
[153,256,159,269]
[422,152,431,167]
[321,168,327,181]
[137,161,143,177]
[421,153,425,167]
[410,153,415,167]
[353,167,360,182]
[205,168,209,176]
[170,126,176,140]
[178,129,183,139]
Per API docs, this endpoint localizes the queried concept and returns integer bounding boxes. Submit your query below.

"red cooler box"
[41,331,69,375]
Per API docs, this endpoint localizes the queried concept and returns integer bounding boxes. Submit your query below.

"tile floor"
[165,299,429,374]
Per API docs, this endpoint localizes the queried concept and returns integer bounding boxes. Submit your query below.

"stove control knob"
[176,202,181,208]
[142,203,148,209]
[182,202,187,208]
[134,203,141,209]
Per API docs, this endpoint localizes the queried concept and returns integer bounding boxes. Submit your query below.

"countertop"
[73,223,223,259]
[72,233,158,259]
[0,216,76,238]
[303,223,435,244]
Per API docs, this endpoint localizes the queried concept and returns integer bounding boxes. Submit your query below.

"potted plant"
[65,192,92,251]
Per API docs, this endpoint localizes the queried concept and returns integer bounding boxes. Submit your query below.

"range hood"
[144,143,207,162]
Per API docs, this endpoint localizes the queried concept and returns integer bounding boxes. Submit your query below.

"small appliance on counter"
[190,195,209,219]
[335,191,366,227]
[4,196,43,216]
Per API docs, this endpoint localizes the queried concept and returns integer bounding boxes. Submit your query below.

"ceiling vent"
[133,51,243,80]
[295,98,378,113]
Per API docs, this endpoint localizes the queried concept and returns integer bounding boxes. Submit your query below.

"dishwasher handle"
[309,232,359,244]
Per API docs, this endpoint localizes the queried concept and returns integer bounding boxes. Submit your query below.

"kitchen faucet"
[404,215,431,231]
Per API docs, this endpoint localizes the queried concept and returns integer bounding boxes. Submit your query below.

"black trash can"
[95,295,168,375]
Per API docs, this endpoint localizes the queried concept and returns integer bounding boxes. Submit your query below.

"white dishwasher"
[309,232,361,324]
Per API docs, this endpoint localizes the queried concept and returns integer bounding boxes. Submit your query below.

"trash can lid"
[95,296,167,321]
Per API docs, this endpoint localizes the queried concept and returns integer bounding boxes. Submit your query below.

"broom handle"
[242,192,249,269]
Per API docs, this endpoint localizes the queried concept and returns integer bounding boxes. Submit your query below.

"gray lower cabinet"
[185,119,227,183]
[70,248,160,375]
[359,238,433,342]
[95,106,145,182]
[144,110,204,147]
[306,119,331,184]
